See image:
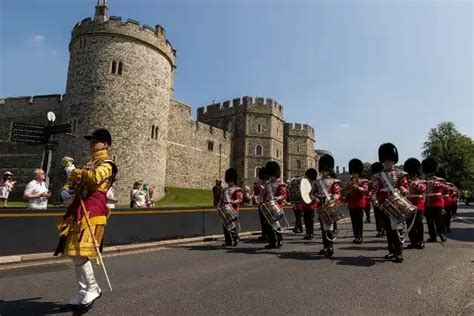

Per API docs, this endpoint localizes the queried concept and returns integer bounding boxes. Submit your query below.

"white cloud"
[338,123,351,128]
[33,34,45,41]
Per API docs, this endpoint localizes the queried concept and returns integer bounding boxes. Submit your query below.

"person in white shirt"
[106,180,118,210]
[130,181,147,208]
[0,171,16,207]
[24,168,50,209]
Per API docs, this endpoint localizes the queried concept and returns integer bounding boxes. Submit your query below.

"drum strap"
[318,179,331,201]
[381,172,396,195]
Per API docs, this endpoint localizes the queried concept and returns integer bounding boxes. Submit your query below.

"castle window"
[297,145,300,153]
[255,145,263,156]
[276,149,280,158]
[297,160,302,170]
[208,141,214,152]
[70,118,78,133]
[151,125,159,140]
[277,127,280,137]
[111,60,117,74]
[257,124,262,134]
[118,62,123,75]
[255,167,261,178]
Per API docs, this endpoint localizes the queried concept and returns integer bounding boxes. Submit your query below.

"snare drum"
[318,200,342,229]
[288,177,313,204]
[261,199,284,224]
[380,194,417,223]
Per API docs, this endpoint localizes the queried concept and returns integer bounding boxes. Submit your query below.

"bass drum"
[288,177,313,204]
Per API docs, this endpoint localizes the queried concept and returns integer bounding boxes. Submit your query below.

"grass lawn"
[2,187,213,209]
[155,187,213,207]
[1,201,29,208]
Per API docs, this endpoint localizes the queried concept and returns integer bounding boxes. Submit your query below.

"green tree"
[422,121,474,189]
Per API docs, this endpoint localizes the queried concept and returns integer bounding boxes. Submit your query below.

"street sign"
[46,124,71,135]
[10,123,47,144]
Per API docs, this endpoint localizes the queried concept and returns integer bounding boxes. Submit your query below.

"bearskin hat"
[318,154,335,172]
[378,143,399,164]
[436,166,447,179]
[258,167,267,180]
[422,157,438,174]
[305,168,318,181]
[265,161,281,178]
[224,168,238,184]
[370,162,383,175]
[348,158,364,175]
[403,158,421,177]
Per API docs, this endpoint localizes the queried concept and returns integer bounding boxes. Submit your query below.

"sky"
[0,0,472,168]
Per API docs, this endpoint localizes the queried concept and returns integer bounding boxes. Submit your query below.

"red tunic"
[345,177,369,209]
[370,168,409,205]
[425,176,446,208]
[253,182,265,205]
[218,185,244,213]
[66,191,108,222]
[407,177,427,212]
[263,179,287,209]
[315,177,342,207]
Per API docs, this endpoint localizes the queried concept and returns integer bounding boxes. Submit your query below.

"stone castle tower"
[284,123,316,179]
[60,0,176,200]
[197,97,315,186]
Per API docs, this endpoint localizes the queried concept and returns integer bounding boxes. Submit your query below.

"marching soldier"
[55,128,118,310]
[370,162,385,237]
[422,158,447,242]
[345,159,369,244]
[315,154,342,257]
[403,158,427,249]
[218,168,244,247]
[301,168,319,239]
[253,168,269,240]
[262,161,287,249]
[370,143,408,263]
[292,203,304,234]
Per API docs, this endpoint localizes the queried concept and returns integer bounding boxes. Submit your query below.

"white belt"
[425,193,441,197]
[407,194,422,198]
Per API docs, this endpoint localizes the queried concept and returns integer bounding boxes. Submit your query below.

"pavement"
[0,206,473,315]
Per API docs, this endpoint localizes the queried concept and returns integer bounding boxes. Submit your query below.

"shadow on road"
[447,227,474,243]
[0,297,86,315]
[338,245,387,252]
[276,251,386,267]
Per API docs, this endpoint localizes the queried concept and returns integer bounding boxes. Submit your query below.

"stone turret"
[284,123,316,179]
[197,96,284,186]
[59,1,176,203]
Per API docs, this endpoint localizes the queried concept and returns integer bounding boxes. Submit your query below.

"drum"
[288,177,313,204]
[261,199,284,224]
[318,200,343,229]
[380,194,417,223]
[217,204,239,227]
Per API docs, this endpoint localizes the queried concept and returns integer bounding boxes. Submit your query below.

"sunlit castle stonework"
[0,1,317,204]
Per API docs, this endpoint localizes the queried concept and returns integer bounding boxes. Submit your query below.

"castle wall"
[0,95,65,201]
[166,99,231,189]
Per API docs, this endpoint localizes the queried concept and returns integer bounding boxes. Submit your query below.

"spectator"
[23,168,50,210]
[0,171,16,207]
[212,179,223,207]
[130,181,147,208]
[106,179,118,210]
[146,185,155,208]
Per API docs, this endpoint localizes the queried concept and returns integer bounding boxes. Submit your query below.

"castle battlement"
[191,121,230,139]
[197,96,284,119]
[0,94,63,106]
[71,15,176,66]
[284,122,315,138]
